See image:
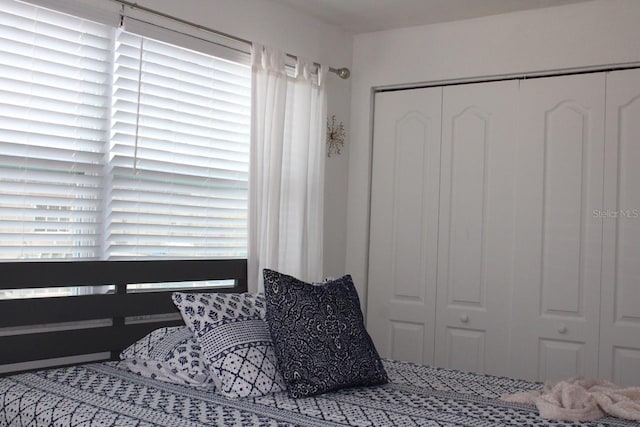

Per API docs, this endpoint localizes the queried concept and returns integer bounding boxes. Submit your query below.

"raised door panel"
[435,80,518,376]
[511,73,605,382]
[367,87,442,365]
[599,69,640,386]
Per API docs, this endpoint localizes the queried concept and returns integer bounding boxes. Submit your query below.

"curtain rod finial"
[333,67,350,80]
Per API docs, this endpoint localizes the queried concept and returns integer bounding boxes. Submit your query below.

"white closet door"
[511,73,605,382]
[435,80,518,376]
[599,69,640,386]
[367,87,442,365]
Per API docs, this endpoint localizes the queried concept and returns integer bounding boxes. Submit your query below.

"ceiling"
[270,0,594,34]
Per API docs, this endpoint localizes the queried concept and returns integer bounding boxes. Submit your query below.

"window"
[109,31,250,259]
[0,1,251,265]
[0,0,112,261]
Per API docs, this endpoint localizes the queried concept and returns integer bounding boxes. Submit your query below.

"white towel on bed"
[502,377,640,422]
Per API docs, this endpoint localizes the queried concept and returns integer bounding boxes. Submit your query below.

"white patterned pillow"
[120,326,215,388]
[172,292,286,398]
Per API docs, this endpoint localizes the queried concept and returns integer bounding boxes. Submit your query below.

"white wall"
[36,0,353,278]
[347,0,640,313]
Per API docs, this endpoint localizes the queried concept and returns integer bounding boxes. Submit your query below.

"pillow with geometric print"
[120,326,216,388]
[172,292,286,398]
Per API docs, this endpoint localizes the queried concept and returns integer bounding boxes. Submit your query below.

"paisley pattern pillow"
[263,269,389,398]
[120,326,214,388]
[172,292,286,398]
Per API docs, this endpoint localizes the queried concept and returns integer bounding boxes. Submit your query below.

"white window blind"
[109,30,251,259]
[0,0,112,260]
[0,1,251,263]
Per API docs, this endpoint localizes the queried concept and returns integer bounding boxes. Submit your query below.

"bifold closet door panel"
[511,73,605,382]
[367,87,442,365]
[435,80,518,377]
[599,69,640,386]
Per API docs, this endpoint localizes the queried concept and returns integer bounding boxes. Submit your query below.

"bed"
[0,261,637,427]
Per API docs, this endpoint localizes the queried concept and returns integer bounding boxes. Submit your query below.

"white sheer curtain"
[248,44,328,292]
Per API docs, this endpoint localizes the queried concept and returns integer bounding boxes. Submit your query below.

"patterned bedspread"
[0,360,637,427]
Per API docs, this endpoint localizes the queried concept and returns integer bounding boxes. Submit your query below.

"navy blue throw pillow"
[263,269,388,398]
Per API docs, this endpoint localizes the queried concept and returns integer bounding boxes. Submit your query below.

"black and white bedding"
[1,359,637,427]
[2,269,638,426]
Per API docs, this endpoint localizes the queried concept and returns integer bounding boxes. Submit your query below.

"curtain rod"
[113,0,351,80]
